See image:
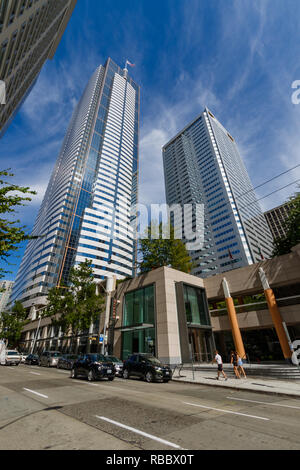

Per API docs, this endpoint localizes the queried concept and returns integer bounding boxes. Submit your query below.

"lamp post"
[96,276,116,355]
[30,306,46,354]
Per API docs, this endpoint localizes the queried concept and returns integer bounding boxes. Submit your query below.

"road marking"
[56,370,70,374]
[29,372,41,376]
[227,396,300,410]
[23,388,48,399]
[182,402,269,421]
[96,416,185,449]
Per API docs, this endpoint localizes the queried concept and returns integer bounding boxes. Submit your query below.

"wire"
[237,179,300,212]
[235,163,300,199]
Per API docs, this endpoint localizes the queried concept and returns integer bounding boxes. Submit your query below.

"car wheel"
[87,370,95,382]
[108,376,114,381]
[71,368,77,379]
[163,379,170,383]
[123,368,130,379]
[145,371,154,383]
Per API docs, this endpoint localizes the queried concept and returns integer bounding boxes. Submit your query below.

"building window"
[183,284,211,326]
[123,284,155,327]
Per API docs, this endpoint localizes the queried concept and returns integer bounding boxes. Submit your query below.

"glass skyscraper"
[163,108,273,278]
[10,58,140,310]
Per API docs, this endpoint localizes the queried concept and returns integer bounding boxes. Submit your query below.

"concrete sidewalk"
[172,366,300,398]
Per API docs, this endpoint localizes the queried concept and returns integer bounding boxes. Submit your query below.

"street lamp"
[96,276,116,355]
[30,306,46,354]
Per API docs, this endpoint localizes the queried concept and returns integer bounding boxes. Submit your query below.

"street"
[0,364,300,450]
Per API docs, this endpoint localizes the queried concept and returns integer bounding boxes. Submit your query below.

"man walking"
[213,350,228,380]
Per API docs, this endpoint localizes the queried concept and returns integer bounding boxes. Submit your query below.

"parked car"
[4,350,21,366]
[71,353,115,382]
[39,351,62,367]
[123,353,172,383]
[57,354,78,370]
[106,355,123,377]
[25,354,40,365]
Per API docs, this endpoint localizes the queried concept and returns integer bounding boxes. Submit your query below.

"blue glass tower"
[10,58,140,310]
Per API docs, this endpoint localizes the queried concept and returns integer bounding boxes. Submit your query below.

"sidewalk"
[172,366,300,398]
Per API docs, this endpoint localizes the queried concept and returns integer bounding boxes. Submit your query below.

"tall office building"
[0,0,77,135]
[10,58,140,311]
[264,200,295,240]
[163,108,274,278]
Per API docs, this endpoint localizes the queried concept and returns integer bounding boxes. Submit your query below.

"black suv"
[123,353,172,383]
[71,354,115,382]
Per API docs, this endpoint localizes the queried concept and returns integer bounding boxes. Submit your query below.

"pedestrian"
[237,352,247,378]
[213,350,228,380]
[230,350,241,379]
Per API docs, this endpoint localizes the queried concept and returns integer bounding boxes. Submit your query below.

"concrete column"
[222,278,246,359]
[259,267,292,360]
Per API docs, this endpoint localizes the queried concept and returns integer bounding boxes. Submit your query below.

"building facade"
[264,200,295,240]
[0,280,14,313]
[10,58,140,314]
[163,108,274,278]
[19,245,300,363]
[0,0,77,135]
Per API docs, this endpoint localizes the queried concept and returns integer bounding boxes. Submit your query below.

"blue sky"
[1,0,300,279]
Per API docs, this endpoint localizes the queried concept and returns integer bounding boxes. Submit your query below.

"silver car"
[39,351,62,367]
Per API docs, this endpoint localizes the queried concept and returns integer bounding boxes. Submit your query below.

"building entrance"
[188,327,214,362]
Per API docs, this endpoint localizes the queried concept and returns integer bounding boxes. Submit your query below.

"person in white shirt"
[213,350,228,380]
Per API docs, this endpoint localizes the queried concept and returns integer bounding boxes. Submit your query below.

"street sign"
[99,334,104,344]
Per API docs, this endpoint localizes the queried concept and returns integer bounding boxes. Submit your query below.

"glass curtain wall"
[122,285,155,359]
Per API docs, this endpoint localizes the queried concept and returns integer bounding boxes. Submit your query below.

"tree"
[43,260,105,351]
[272,191,300,257]
[0,169,36,278]
[139,222,193,273]
[0,301,29,348]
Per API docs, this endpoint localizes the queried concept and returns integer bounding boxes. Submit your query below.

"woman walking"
[237,352,247,378]
[230,350,240,379]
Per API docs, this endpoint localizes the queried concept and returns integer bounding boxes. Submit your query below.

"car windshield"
[143,356,162,365]
[67,355,78,359]
[88,354,107,362]
[107,356,120,363]
[50,352,61,357]
[7,351,19,355]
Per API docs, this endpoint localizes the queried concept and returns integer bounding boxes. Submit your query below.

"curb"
[172,378,300,399]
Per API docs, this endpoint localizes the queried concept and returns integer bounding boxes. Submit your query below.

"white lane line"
[29,372,41,376]
[23,388,48,399]
[182,402,269,421]
[227,396,300,410]
[56,370,70,374]
[96,416,185,449]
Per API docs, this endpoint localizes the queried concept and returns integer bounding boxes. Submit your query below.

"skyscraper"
[0,0,77,135]
[10,58,140,311]
[163,108,274,278]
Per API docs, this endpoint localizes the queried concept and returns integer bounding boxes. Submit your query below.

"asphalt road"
[0,363,300,450]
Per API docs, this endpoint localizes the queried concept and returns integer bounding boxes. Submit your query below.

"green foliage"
[272,191,300,257]
[43,260,105,339]
[0,169,36,278]
[139,222,193,274]
[0,301,29,347]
